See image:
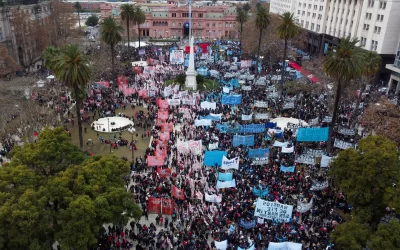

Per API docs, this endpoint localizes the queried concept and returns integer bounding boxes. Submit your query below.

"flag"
[172,185,185,200]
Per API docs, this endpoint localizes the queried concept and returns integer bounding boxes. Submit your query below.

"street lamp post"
[108,118,111,153]
[131,132,135,163]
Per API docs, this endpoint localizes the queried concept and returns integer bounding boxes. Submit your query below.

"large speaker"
[183,22,190,36]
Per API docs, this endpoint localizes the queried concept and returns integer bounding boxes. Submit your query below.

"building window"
[301,20,304,26]
[173,21,176,27]
[314,5,317,10]
[198,13,203,18]
[312,13,316,18]
[318,14,322,20]
[172,13,176,17]
[316,24,320,32]
[379,1,387,9]
[311,23,315,30]
[302,11,305,15]
[363,24,370,30]
[298,10,300,14]
[307,12,310,16]
[379,15,384,21]
[319,6,323,11]
[306,21,309,28]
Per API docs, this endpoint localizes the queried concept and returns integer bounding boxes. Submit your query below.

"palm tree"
[120,3,135,60]
[351,51,381,122]
[255,6,270,76]
[42,46,60,72]
[132,7,146,49]
[53,44,92,149]
[100,17,123,91]
[276,12,299,86]
[323,37,365,152]
[74,2,82,30]
[236,7,248,59]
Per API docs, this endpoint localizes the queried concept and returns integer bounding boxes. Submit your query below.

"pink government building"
[100,1,240,39]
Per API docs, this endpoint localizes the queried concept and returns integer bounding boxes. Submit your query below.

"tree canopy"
[85,14,99,27]
[0,127,142,250]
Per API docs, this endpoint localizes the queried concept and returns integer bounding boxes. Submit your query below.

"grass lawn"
[65,106,151,162]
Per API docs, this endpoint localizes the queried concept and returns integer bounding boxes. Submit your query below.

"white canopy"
[124,41,148,48]
[132,61,148,67]
[270,117,309,130]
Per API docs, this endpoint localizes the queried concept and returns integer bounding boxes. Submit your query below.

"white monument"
[185,36,197,90]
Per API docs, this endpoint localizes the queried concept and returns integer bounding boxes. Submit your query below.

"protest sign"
[251,158,269,165]
[147,156,165,166]
[297,127,329,142]
[208,142,218,150]
[172,185,185,200]
[200,101,217,110]
[194,119,212,126]
[334,139,354,150]
[216,179,236,189]
[233,135,255,147]
[283,102,295,109]
[253,186,269,197]
[240,124,265,133]
[297,198,313,213]
[205,193,222,203]
[241,113,253,121]
[323,116,332,123]
[242,85,252,91]
[248,148,270,158]
[204,151,227,166]
[218,172,233,181]
[158,110,169,120]
[304,148,324,156]
[222,95,242,105]
[163,87,172,97]
[157,167,171,178]
[170,49,184,64]
[308,117,319,126]
[295,154,315,165]
[255,113,269,120]
[254,199,293,222]
[254,101,268,108]
[267,242,302,250]
[338,127,356,136]
[215,240,227,250]
[280,165,295,173]
[167,99,181,106]
[239,218,257,229]
[281,146,294,153]
[310,180,329,191]
[321,155,332,167]
[221,156,240,170]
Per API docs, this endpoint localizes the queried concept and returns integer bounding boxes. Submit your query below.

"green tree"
[322,37,365,152]
[42,46,60,72]
[369,219,400,250]
[74,2,82,30]
[255,6,270,76]
[331,220,372,250]
[236,7,248,59]
[85,14,99,27]
[276,12,299,88]
[243,2,251,12]
[100,17,123,92]
[132,6,146,49]
[120,3,135,60]
[330,136,400,224]
[53,44,93,149]
[0,128,141,250]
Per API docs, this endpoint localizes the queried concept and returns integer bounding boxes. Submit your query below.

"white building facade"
[269,0,297,15]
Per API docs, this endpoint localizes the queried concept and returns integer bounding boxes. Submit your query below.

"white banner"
[255,113,269,120]
[281,146,294,153]
[321,155,332,168]
[334,139,354,150]
[268,242,302,250]
[194,119,212,126]
[205,193,222,203]
[215,240,228,250]
[200,101,217,110]
[295,154,315,165]
[242,85,252,91]
[216,179,236,189]
[323,116,332,123]
[181,98,195,105]
[208,142,218,150]
[179,90,188,97]
[308,117,319,126]
[167,99,181,106]
[223,87,230,93]
[241,113,253,121]
[221,156,240,170]
[297,198,313,213]
[254,199,293,222]
[338,127,356,136]
[251,157,269,165]
[163,87,172,97]
[254,101,268,108]
[273,141,288,147]
[310,180,329,191]
[283,102,295,109]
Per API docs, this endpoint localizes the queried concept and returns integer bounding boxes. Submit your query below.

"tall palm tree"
[42,46,60,72]
[53,44,92,149]
[236,7,248,59]
[120,3,135,60]
[352,51,381,122]
[74,2,82,30]
[255,6,270,76]
[132,7,146,49]
[276,12,299,86]
[323,37,365,152]
[100,17,123,91]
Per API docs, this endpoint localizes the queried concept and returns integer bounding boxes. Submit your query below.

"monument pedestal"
[185,36,197,90]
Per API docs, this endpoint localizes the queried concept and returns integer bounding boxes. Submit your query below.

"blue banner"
[239,218,257,229]
[253,186,269,197]
[233,135,254,147]
[266,122,277,129]
[248,148,270,159]
[296,127,329,142]
[240,124,265,133]
[280,165,295,173]
[218,172,233,181]
[230,79,239,87]
[204,150,227,167]
[222,95,242,105]
[200,114,221,121]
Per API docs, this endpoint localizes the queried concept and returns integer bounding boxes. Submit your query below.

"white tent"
[132,61,148,67]
[124,41,148,48]
[270,117,309,130]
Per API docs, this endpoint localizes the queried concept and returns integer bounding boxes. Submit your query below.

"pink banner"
[159,132,170,141]
[158,100,169,109]
[117,76,128,85]
[158,110,169,120]
[147,155,165,166]
[162,123,174,132]
[96,81,110,88]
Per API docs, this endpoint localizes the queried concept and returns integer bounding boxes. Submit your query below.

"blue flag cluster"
[218,172,233,181]
[248,148,270,159]
[222,95,242,105]
[240,124,265,133]
[216,123,265,134]
[204,150,227,166]
[280,165,295,173]
[253,186,269,197]
[297,127,329,142]
[200,114,221,121]
[233,135,255,147]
